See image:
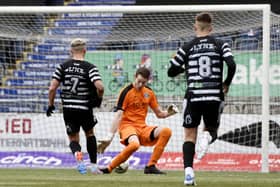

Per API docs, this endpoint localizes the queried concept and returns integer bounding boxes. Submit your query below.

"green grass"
[0,169,279,187]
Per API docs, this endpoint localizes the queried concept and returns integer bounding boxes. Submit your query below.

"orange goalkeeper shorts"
[119,125,157,146]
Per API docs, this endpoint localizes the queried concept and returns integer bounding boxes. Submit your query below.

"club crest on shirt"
[143,92,149,98]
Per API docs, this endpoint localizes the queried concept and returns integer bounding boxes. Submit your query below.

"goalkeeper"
[97,67,178,174]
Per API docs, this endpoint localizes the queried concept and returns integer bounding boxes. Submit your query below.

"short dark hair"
[196,12,212,24]
[136,67,150,79]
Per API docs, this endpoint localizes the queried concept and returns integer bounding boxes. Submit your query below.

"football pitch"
[0,169,279,187]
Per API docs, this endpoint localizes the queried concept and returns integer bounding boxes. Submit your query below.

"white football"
[114,162,129,174]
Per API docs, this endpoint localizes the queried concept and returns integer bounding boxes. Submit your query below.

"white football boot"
[90,164,103,175]
[184,167,196,186]
[196,131,212,160]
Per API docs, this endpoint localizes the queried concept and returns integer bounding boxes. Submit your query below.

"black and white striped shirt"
[169,36,236,102]
[52,59,101,110]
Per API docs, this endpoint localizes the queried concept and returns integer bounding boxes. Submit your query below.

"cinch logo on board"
[0,154,61,166]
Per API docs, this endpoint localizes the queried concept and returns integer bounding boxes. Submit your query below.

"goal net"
[0,5,278,172]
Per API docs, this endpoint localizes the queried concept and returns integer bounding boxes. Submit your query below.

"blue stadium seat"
[5,78,50,87]
[34,43,98,53]
[54,18,119,27]
[134,41,155,50]
[217,37,234,49]
[20,61,58,70]
[0,102,50,113]
[239,28,262,39]
[0,0,138,113]
[271,39,280,50]
[0,88,47,98]
[27,53,69,61]
[235,37,259,50]
[0,104,34,112]
[0,88,59,98]
[158,40,181,50]
[34,44,69,53]
[271,25,280,39]
[61,12,123,19]
[48,27,111,36]
[42,38,103,44]
[12,40,25,58]
[13,70,53,78]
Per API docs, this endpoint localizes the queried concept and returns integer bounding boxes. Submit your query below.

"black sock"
[100,167,110,174]
[87,135,97,164]
[69,141,81,155]
[183,141,195,168]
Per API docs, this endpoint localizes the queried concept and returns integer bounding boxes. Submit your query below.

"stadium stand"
[158,40,181,50]
[235,37,260,50]
[234,28,262,50]
[133,40,156,50]
[0,0,136,112]
[270,25,280,50]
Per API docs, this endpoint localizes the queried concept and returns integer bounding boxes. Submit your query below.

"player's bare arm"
[110,110,123,135]
[46,79,60,116]
[48,79,60,106]
[94,79,104,98]
[97,110,123,153]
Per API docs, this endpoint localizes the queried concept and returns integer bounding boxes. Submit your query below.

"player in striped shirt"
[47,38,104,175]
[168,12,236,185]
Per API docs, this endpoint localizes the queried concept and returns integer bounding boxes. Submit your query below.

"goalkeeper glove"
[97,132,114,153]
[167,104,179,115]
[46,105,55,117]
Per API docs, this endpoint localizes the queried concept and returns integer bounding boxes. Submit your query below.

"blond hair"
[195,12,212,31]
[70,38,86,52]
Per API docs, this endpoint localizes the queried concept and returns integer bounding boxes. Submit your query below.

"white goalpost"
[0,5,277,173]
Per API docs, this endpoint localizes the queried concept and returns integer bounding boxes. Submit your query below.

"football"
[114,162,129,174]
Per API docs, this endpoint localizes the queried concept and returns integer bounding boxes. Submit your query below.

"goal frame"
[0,4,271,172]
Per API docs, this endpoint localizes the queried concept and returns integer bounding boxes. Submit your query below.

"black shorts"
[63,108,97,135]
[182,99,224,129]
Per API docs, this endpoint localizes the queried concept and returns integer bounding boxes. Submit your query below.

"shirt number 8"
[198,56,212,78]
